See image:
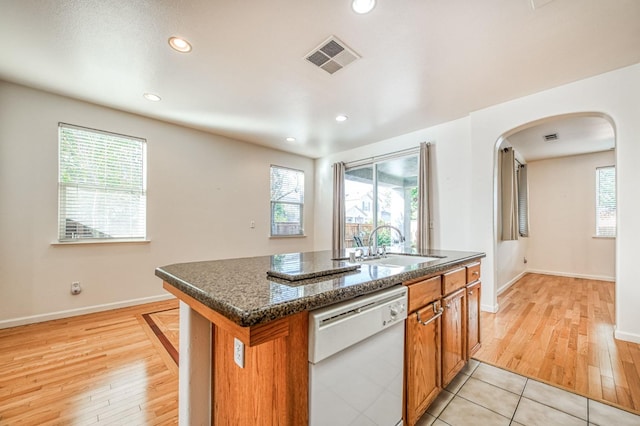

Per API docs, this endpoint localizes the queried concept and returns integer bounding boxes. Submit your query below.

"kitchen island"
[156,249,485,425]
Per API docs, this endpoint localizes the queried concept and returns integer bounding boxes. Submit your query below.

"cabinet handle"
[473,271,479,276]
[468,290,473,295]
[445,303,451,309]
[417,307,444,326]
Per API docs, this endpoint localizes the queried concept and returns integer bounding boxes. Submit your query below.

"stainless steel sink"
[363,254,442,267]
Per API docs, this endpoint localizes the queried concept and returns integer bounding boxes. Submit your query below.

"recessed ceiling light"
[352,0,376,14]
[168,36,192,53]
[336,114,348,122]
[143,93,161,102]
[286,137,296,142]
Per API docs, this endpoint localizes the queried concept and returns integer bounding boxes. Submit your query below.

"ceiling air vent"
[305,36,360,75]
[543,133,559,142]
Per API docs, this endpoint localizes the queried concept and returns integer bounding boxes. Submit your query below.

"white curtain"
[500,147,519,241]
[417,142,433,251]
[332,162,346,252]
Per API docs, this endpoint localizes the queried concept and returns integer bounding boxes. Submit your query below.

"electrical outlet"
[523,257,528,264]
[250,220,255,229]
[233,337,244,368]
[70,281,82,295]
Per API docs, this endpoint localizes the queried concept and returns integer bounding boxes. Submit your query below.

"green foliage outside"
[60,127,144,190]
[273,203,288,222]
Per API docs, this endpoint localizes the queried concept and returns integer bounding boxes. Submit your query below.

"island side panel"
[178,301,212,426]
[213,311,308,425]
[164,282,309,425]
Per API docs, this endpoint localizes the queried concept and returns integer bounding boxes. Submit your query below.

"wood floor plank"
[0,299,179,425]
[476,273,640,415]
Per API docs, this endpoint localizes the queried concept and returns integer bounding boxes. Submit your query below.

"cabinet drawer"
[442,268,466,295]
[466,262,481,283]
[407,276,442,313]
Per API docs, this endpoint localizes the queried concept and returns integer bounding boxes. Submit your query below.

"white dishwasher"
[309,285,407,426]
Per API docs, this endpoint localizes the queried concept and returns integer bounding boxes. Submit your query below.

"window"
[344,154,418,250]
[596,166,616,237]
[517,164,529,237]
[58,123,147,242]
[270,165,304,236]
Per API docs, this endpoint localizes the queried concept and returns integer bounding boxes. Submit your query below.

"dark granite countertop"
[155,249,485,327]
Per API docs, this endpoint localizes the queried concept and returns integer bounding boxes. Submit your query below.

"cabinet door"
[405,301,442,426]
[441,288,466,386]
[467,281,481,358]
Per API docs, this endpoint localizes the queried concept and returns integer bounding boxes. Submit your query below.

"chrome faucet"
[368,225,405,258]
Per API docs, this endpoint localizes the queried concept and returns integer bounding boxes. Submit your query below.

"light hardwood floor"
[475,273,640,414]
[0,299,179,425]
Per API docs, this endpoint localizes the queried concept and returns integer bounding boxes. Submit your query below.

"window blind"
[596,166,616,237]
[517,164,529,237]
[58,123,147,241]
[270,165,304,236]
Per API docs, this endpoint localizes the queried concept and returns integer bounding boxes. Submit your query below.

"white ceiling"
[1,0,638,159]
[505,114,615,162]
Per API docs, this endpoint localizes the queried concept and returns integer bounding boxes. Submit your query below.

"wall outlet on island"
[233,337,244,368]
[70,281,82,295]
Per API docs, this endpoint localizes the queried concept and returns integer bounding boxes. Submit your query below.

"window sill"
[269,235,307,239]
[592,235,615,239]
[52,239,151,246]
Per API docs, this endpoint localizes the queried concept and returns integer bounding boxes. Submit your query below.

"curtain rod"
[344,144,427,169]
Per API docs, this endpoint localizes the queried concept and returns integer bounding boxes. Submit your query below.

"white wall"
[0,81,315,326]
[526,151,615,280]
[496,239,528,292]
[316,62,640,342]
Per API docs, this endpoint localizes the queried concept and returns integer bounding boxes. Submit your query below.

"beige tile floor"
[417,360,640,426]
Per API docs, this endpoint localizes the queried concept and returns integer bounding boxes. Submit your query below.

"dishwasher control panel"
[382,299,406,326]
[308,285,408,364]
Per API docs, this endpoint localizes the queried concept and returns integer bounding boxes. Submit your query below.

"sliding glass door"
[344,154,418,252]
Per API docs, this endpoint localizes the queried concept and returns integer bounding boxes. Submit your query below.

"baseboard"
[481,303,499,314]
[614,328,640,344]
[497,271,528,296]
[0,293,176,329]
[526,269,615,282]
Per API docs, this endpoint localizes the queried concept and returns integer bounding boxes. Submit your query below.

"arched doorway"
[493,112,616,297]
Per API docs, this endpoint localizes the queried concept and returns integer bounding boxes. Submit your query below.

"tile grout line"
[509,377,528,425]
[443,364,521,424]
[453,393,514,422]
[434,371,471,424]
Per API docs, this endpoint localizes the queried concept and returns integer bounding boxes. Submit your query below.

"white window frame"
[270,165,304,237]
[57,123,147,243]
[595,165,616,238]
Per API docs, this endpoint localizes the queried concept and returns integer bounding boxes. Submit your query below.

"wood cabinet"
[163,282,308,426]
[407,276,442,313]
[441,287,466,386]
[403,260,482,426]
[466,262,482,359]
[466,281,481,358]
[443,267,466,295]
[405,301,443,426]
